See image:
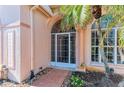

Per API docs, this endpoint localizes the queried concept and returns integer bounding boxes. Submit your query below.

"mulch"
[62,70,124,87]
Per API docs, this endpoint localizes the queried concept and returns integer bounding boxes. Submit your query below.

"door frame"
[50,32,76,68]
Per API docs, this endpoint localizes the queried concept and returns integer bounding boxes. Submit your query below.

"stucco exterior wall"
[20,6,31,81]
[19,6,52,81]
[0,30,2,65]
[0,22,21,83]
[33,9,50,73]
[77,25,92,68]
[7,26,21,83]
[75,31,80,68]
[84,25,92,66]
[78,30,84,66]
[2,5,124,83]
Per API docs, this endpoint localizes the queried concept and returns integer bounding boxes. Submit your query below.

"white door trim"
[51,32,76,68]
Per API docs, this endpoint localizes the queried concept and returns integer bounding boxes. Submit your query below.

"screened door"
[51,32,76,68]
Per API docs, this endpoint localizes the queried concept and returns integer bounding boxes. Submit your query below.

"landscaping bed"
[62,70,124,87]
[0,67,53,87]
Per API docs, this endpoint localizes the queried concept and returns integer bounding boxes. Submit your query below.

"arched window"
[51,20,76,67]
[51,20,75,33]
[91,20,108,29]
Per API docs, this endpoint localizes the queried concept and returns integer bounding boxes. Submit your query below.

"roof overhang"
[39,5,54,17]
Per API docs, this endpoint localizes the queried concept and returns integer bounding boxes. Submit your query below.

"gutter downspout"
[0,19,3,67]
[30,5,39,71]
[0,22,2,66]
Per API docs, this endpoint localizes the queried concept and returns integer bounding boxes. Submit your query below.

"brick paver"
[32,68,69,87]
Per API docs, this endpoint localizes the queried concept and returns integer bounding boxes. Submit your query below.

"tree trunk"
[119,48,124,64]
[96,19,110,75]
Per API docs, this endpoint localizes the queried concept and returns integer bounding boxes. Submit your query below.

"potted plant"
[79,63,86,71]
[0,64,3,80]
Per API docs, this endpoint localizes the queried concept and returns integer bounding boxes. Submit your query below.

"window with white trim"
[91,21,123,64]
[7,30,15,69]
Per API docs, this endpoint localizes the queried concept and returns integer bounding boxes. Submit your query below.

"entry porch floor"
[32,68,69,87]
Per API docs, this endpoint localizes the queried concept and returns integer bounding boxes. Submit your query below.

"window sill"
[90,62,124,69]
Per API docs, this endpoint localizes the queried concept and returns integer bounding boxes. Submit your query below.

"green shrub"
[70,75,84,87]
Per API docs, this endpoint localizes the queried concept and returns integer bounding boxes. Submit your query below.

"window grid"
[91,28,122,64]
[51,33,76,64]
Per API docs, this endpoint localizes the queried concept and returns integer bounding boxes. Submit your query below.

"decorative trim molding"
[0,22,30,29]
[1,25,20,29]
[20,22,30,28]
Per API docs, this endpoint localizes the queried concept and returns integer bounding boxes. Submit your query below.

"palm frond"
[60,5,93,31]
[79,5,92,28]
[105,5,124,48]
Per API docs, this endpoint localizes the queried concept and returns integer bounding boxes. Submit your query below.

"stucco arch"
[47,15,62,33]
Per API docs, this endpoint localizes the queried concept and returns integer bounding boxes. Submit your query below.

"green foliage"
[60,5,124,74]
[60,5,124,48]
[60,5,92,31]
[118,28,124,48]
[105,6,124,53]
[70,75,84,87]
[80,63,86,67]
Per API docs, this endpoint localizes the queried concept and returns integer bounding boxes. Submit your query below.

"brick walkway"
[32,68,69,87]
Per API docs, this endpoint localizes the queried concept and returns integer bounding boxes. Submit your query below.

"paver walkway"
[32,68,69,87]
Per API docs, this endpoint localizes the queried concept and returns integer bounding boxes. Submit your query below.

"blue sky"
[0,5,20,25]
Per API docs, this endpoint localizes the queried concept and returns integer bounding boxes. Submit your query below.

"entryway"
[51,32,76,68]
[32,68,69,87]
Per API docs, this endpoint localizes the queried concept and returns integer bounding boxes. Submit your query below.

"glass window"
[91,28,115,64]
[91,20,108,29]
[91,30,99,63]
[51,34,55,61]
[117,30,124,64]
[70,33,76,64]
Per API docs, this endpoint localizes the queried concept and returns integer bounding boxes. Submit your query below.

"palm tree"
[105,6,124,65]
[60,5,111,75]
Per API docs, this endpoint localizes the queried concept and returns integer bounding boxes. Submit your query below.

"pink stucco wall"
[0,29,2,65]
[33,9,51,73]
[0,21,21,83]
[20,6,32,81]
[20,6,53,81]
[8,5,124,83]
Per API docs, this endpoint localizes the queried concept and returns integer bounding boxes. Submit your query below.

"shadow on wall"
[8,70,20,83]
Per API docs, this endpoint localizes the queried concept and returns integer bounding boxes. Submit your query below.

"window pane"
[91,39,95,45]
[70,33,76,64]
[91,28,116,64]
[103,47,114,63]
[104,38,107,46]
[91,31,99,46]
[108,29,115,46]
[108,47,114,63]
[91,47,99,62]
[57,34,69,63]
[51,35,55,61]
[91,31,96,38]
[91,20,108,29]
[108,38,115,46]
[117,48,124,64]
[100,21,108,28]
